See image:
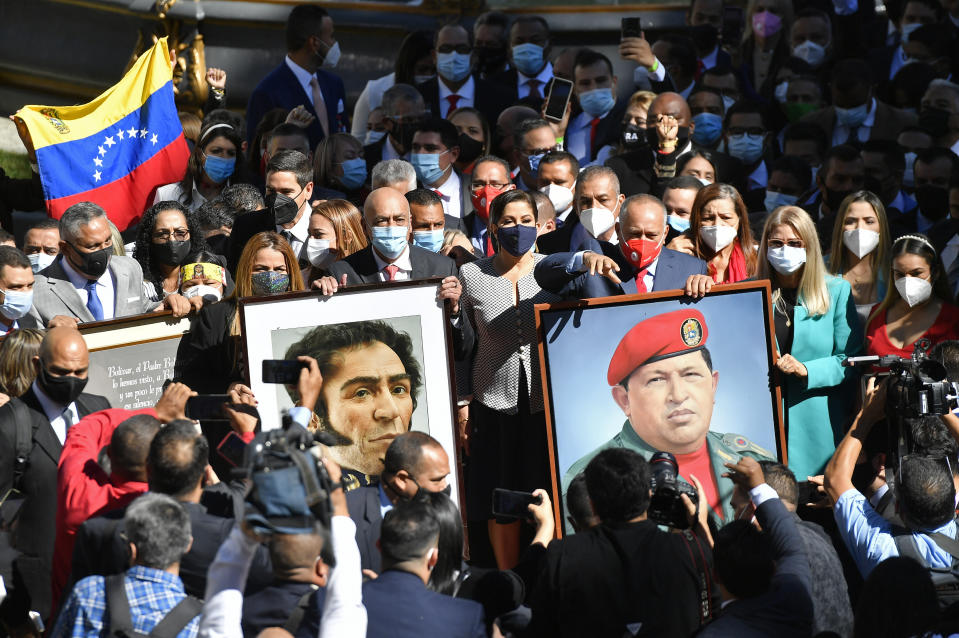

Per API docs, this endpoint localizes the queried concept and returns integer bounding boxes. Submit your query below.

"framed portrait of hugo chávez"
[79,311,192,410]
[239,279,460,496]
[535,281,784,534]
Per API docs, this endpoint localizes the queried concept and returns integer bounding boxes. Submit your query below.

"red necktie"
[527,79,542,99]
[589,117,601,161]
[695,59,706,81]
[446,95,461,114]
[384,264,399,281]
[433,189,443,199]
[635,268,649,293]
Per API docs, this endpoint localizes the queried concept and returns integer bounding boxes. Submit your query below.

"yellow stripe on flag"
[16,38,173,150]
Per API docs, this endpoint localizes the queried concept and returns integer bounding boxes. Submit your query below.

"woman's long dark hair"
[394,31,435,85]
[178,123,244,206]
[423,491,464,596]
[132,201,210,291]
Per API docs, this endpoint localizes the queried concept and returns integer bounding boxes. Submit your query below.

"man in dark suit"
[347,432,451,574]
[410,119,472,220]
[0,327,110,627]
[363,85,428,172]
[408,189,464,253]
[245,4,347,152]
[363,500,485,638]
[489,16,554,111]
[565,49,627,167]
[535,193,708,298]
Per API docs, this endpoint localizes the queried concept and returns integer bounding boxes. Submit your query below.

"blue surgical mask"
[512,43,545,77]
[203,154,235,183]
[496,224,538,257]
[412,229,445,252]
[338,158,368,190]
[528,152,545,174]
[28,252,54,274]
[364,129,387,145]
[437,52,472,83]
[410,151,450,186]
[370,226,409,259]
[0,289,33,321]
[691,112,722,146]
[727,133,764,165]
[835,103,869,128]
[764,190,798,212]
[667,215,691,232]
[579,88,616,117]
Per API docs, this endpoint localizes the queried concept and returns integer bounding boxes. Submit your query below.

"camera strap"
[283,590,315,633]
[105,573,202,638]
[680,529,714,624]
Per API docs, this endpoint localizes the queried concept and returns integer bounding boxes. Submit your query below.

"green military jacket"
[561,420,774,532]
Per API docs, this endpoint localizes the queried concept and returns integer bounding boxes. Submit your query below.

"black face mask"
[474,46,508,75]
[623,124,647,150]
[824,187,853,212]
[265,191,301,226]
[457,133,485,164]
[689,24,718,53]
[37,361,88,406]
[68,243,112,280]
[150,240,192,267]
[919,107,951,138]
[915,185,950,220]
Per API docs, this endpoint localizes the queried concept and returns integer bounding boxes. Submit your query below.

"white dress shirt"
[61,254,116,320]
[699,46,719,71]
[747,160,769,191]
[438,76,476,118]
[285,55,327,111]
[277,205,311,261]
[431,170,463,218]
[517,62,553,99]
[372,244,413,281]
[382,135,405,161]
[569,250,657,291]
[32,380,79,444]
[831,98,877,147]
[567,106,614,166]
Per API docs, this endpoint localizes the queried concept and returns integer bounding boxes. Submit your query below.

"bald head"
[647,92,693,128]
[38,326,89,381]
[618,195,668,244]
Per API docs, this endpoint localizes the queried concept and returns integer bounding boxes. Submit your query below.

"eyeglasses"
[470,181,510,192]
[153,229,190,241]
[767,239,804,249]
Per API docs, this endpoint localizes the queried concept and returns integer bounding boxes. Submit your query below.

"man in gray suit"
[28,202,190,328]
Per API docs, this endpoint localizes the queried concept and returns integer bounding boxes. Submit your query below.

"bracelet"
[648,59,659,73]
[210,86,225,97]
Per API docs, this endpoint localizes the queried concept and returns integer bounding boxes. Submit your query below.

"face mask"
[727,133,764,164]
[699,224,738,251]
[183,284,222,303]
[622,236,664,271]
[365,129,387,146]
[496,224,538,256]
[471,185,506,221]
[540,184,573,215]
[903,151,917,189]
[668,215,690,232]
[321,41,341,69]
[203,155,235,184]
[842,228,880,258]
[696,176,713,186]
[413,229,445,253]
[512,42,546,77]
[691,112,722,146]
[457,134,484,164]
[265,189,304,226]
[69,244,112,280]
[580,207,617,238]
[527,152,545,175]
[622,124,646,149]
[919,107,952,138]
[690,24,718,52]
[824,187,852,212]
[338,158,368,191]
[784,101,818,123]
[792,40,827,68]
[37,361,88,406]
[579,88,616,117]
[437,52,472,83]
[896,275,932,307]
[150,240,192,267]
[306,238,335,269]
[410,151,449,186]
[0,289,33,321]
[250,271,290,296]
[766,245,807,274]
[475,46,508,75]
[774,81,789,104]
[901,21,922,41]
[28,252,55,274]
[915,185,949,220]
[752,10,782,38]
[764,190,798,212]
[370,225,409,259]
[413,74,436,85]
[836,103,869,128]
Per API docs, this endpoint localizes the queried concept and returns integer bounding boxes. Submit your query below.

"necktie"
[62,408,74,430]
[433,189,444,199]
[845,127,860,145]
[280,229,295,246]
[384,264,400,281]
[635,269,649,293]
[446,95,461,114]
[84,279,103,321]
[589,117,601,162]
[310,76,330,137]
[527,79,542,100]
[695,59,705,81]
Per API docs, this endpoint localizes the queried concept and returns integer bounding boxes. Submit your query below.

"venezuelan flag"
[15,37,189,230]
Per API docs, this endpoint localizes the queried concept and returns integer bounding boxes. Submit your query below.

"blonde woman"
[0,328,43,401]
[826,191,891,327]
[757,206,861,479]
[303,199,368,283]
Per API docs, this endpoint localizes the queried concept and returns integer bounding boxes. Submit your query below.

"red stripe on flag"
[46,135,189,231]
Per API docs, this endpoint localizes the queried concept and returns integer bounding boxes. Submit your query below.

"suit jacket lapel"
[22,390,62,463]
[48,277,94,322]
[651,251,674,292]
[355,248,382,284]
[112,262,130,317]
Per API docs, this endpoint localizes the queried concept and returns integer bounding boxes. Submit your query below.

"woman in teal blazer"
[756,206,863,479]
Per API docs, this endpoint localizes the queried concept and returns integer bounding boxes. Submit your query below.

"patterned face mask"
[250,270,290,295]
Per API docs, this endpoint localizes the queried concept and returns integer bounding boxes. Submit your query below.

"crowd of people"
[3,0,959,635]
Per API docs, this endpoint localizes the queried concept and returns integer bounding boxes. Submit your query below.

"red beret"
[607,308,709,385]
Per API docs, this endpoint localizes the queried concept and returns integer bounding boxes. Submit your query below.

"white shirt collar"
[747,160,768,190]
[432,166,460,195]
[517,62,553,89]
[700,46,719,69]
[31,379,79,443]
[285,55,315,96]
[371,241,413,272]
[868,483,890,509]
[951,138,959,158]
[278,204,312,243]
[61,253,111,288]
[383,136,404,161]
[439,75,475,103]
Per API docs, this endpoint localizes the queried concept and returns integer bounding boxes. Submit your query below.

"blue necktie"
[84,279,103,321]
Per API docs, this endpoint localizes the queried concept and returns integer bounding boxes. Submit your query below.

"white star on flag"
[139,129,148,138]
[104,136,115,147]
[98,146,106,156]
[128,127,137,137]
[93,170,101,182]
[93,157,103,167]
[150,134,158,145]
[116,130,125,140]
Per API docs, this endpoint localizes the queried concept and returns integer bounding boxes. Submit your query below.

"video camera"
[648,452,699,529]
[236,412,338,535]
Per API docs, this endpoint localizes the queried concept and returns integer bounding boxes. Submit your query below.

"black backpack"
[105,574,202,638]
[893,527,959,608]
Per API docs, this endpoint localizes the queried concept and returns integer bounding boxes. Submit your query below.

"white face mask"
[895,276,932,307]
[580,206,616,238]
[699,224,738,252]
[28,252,55,274]
[183,284,222,302]
[540,184,574,216]
[767,245,807,274]
[842,229,880,259]
[322,41,341,68]
[792,40,827,68]
[307,237,335,269]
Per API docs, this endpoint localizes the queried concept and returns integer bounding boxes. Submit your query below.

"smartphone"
[185,394,230,421]
[544,77,574,123]
[262,359,309,384]
[492,488,542,520]
[721,6,744,44]
[621,17,642,40]
[217,431,248,468]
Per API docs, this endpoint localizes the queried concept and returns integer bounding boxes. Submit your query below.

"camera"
[648,452,699,529]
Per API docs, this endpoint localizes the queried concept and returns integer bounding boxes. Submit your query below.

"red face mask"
[470,185,506,221]
[621,236,664,271]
